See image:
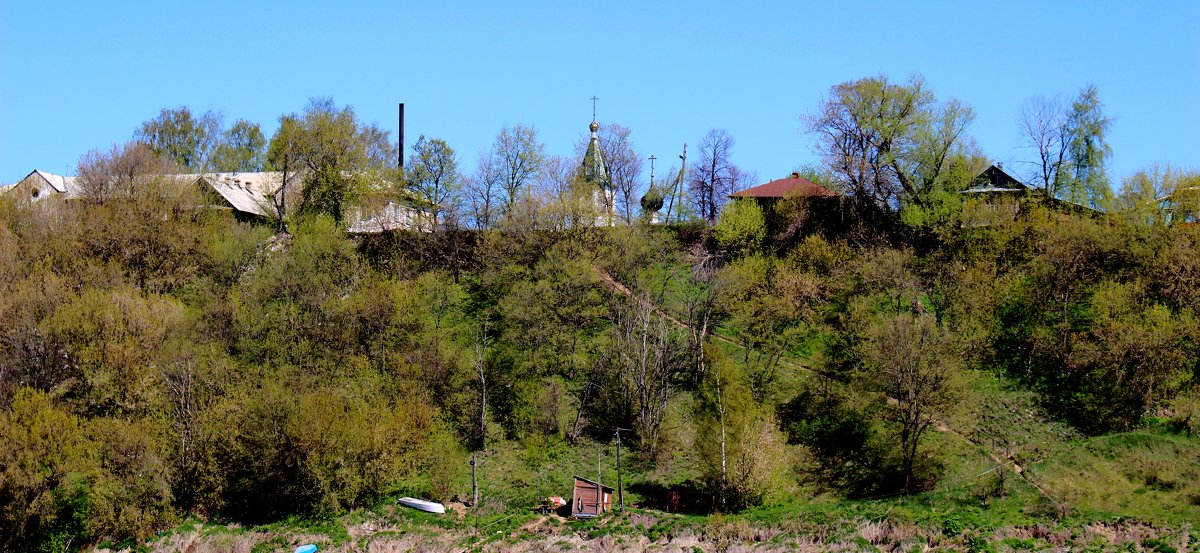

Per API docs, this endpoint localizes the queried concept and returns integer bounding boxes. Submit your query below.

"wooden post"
[471,454,478,506]
[615,428,629,513]
[596,445,602,514]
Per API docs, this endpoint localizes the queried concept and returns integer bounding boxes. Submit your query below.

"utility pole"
[675,143,687,224]
[615,428,631,513]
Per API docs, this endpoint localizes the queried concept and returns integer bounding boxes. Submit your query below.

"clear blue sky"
[2,1,1197,187]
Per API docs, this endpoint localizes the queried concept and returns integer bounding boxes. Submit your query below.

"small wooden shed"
[571,476,613,517]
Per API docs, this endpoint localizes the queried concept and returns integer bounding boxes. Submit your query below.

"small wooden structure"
[571,476,613,517]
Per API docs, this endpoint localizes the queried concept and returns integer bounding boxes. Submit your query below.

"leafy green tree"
[715,254,807,402]
[1075,281,1195,430]
[857,313,960,492]
[808,74,976,216]
[714,199,767,256]
[85,416,175,541]
[694,348,789,510]
[0,267,77,401]
[73,141,217,292]
[46,288,185,417]
[134,107,221,171]
[266,98,396,223]
[1115,164,1199,226]
[210,119,267,172]
[406,135,462,229]
[0,389,98,552]
[1064,85,1113,209]
[230,216,367,371]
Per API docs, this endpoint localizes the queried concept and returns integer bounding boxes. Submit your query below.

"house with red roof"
[728,172,844,238]
[729,172,838,201]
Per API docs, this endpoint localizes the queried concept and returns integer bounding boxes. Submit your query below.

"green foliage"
[266,97,396,223]
[778,379,873,485]
[857,312,961,492]
[1064,85,1113,210]
[0,389,97,551]
[809,74,976,214]
[134,106,221,170]
[993,216,1198,433]
[406,135,462,228]
[211,119,268,172]
[46,288,185,416]
[714,199,766,256]
[694,348,791,511]
[2,125,1199,549]
[86,417,176,540]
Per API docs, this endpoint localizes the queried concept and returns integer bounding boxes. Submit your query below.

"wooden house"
[571,476,613,517]
[960,164,1102,227]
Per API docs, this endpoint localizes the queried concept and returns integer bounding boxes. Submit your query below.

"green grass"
[953,370,1200,525]
[1031,429,1200,524]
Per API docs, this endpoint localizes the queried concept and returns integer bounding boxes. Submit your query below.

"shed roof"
[573,476,614,492]
[730,176,837,199]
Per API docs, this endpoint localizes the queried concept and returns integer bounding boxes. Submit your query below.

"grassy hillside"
[3,186,1199,552]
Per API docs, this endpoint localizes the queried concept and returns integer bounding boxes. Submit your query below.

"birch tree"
[610,292,686,457]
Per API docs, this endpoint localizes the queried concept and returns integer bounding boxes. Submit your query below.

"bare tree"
[682,254,723,384]
[1018,95,1070,197]
[689,129,739,224]
[76,142,177,203]
[464,150,502,230]
[491,124,545,217]
[538,155,595,230]
[610,292,686,457]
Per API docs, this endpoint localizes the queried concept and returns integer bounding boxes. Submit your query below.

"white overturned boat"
[397,497,446,514]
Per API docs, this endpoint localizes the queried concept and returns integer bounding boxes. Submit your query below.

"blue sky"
[2,1,1197,187]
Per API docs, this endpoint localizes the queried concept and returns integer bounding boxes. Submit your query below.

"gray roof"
[196,172,292,218]
[27,170,82,198]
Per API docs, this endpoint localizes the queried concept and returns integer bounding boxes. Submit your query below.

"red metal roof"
[730,176,837,199]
